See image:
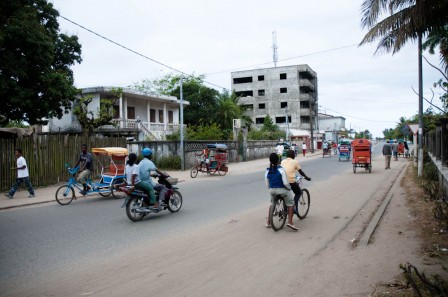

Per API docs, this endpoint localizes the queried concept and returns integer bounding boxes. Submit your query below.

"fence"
[425,118,448,194]
[0,135,126,192]
[1,135,278,192]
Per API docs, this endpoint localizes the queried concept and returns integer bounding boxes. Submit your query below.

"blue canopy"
[207,143,228,150]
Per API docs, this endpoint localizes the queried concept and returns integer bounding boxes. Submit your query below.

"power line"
[59,15,228,91]
[205,43,358,76]
[319,94,415,105]
[318,104,396,123]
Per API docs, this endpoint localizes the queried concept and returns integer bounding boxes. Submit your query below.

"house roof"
[81,86,190,106]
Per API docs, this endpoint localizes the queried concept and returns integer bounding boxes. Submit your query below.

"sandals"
[287,224,299,231]
[265,223,271,228]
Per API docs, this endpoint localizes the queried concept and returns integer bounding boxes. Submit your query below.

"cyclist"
[74,144,93,195]
[265,153,296,230]
[281,150,311,218]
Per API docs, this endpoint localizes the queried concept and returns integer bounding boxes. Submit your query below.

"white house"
[42,86,189,139]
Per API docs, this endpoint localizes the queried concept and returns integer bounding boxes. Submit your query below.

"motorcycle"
[119,174,183,222]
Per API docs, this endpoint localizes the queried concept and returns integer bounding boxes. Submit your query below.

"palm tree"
[359,0,448,176]
[359,0,448,60]
[423,24,448,73]
[215,90,253,131]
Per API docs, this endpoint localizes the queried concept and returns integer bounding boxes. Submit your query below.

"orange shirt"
[280,157,301,183]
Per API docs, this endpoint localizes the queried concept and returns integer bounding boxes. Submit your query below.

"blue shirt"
[265,166,290,190]
[139,158,157,186]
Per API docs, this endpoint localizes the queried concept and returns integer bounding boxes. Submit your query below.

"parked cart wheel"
[353,164,356,173]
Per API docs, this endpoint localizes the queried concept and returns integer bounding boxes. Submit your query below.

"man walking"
[5,148,35,199]
[302,142,307,157]
[382,141,392,169]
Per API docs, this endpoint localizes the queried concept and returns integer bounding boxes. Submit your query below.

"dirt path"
[4,157,443,297]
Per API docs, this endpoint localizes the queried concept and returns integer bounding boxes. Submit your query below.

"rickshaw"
[190,144,229,178]
[338,140,351,162]
[322,141,331,158]
[55,147,128,205]
[351,139,372,173]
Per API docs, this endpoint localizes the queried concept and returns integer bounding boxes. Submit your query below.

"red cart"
[351,139,372,173]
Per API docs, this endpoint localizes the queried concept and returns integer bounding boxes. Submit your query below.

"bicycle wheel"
[190,167,198,178]
[217,164,227,176]
[111,178,126,199]
[270,197,287,231]
[295,189,310,219]
[55,185,75,205]
[167,190,183,213]
[125,196,146,222]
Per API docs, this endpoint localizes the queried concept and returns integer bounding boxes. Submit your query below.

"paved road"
[0,141,408,296]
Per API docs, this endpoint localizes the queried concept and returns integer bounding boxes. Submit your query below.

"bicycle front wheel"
[55,185,75,205]
[270,197,287,231]
[295,189,310,219]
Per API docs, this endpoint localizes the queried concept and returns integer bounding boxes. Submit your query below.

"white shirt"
[276,145,284,155]
[17,156,29,178]
[125,164,141,185]
[302,143,307,150]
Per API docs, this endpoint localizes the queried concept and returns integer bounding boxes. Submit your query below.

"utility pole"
[180,77,185,171]
[418,32,423,176]
[272,31,278,67]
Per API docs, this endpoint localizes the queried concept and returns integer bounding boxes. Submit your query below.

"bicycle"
[55,166,125,205]
[270,176,310,231]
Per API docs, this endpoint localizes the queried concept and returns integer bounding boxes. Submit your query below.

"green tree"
[0,0,82,126]
[423,24,448,73]
[73,88,122,137]
[359,0,448,62]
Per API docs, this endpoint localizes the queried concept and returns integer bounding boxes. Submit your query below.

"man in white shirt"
[5,148,35,199]
[276,143,284,162]
[302,142,307,157]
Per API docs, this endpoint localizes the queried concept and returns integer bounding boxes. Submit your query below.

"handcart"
[338,140,351,162]
[351,139,372,173]
[190,143,229,178]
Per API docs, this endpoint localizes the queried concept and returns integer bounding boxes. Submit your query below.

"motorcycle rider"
[125,153,158,209]
[139,148,168,205]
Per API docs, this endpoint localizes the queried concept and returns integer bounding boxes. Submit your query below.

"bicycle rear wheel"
[295,189,310,219]
[270,197,287,231]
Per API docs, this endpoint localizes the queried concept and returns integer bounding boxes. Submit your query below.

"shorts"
[269,188,293,206]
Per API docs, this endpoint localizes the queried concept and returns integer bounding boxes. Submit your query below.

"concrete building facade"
[231,65,318,137]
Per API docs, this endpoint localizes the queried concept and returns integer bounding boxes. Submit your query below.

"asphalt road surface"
[1,141,396,296]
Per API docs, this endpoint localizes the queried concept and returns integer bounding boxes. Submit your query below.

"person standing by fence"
[5,148,35,199]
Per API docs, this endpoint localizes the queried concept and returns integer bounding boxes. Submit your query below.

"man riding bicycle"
[281,149,311,217]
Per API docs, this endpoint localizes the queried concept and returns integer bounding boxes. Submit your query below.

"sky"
[50,0,445,139]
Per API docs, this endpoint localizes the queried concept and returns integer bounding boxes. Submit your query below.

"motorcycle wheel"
[111,178,127,199]
[126,196,146,222]
[167,190,183,213]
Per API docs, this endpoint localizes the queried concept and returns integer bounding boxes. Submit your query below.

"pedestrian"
[392,141,399,161]
[302,142,307,157]
[276,143,284,163]
[404,141,409,158]
[382,140,392,169]
[5,148,35,199]
[73,144,93,195]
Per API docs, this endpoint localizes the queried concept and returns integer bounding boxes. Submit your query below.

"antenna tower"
[272,31,278,67]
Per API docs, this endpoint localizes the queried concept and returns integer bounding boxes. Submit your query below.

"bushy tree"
[0,0,82,126]
[73,88,122,137]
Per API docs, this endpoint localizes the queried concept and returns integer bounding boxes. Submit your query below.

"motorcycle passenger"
[281,150,311,217]
[139,148,168,205]
[125,153,158,209]
[265,153,296,230]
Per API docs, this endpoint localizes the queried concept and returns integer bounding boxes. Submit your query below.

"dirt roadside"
[293,160,448,296]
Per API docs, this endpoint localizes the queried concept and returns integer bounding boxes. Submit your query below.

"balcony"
[300,109,311,116]
[299,79,315,91]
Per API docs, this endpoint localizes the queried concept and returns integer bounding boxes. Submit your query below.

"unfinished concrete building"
[231,65,318,139]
